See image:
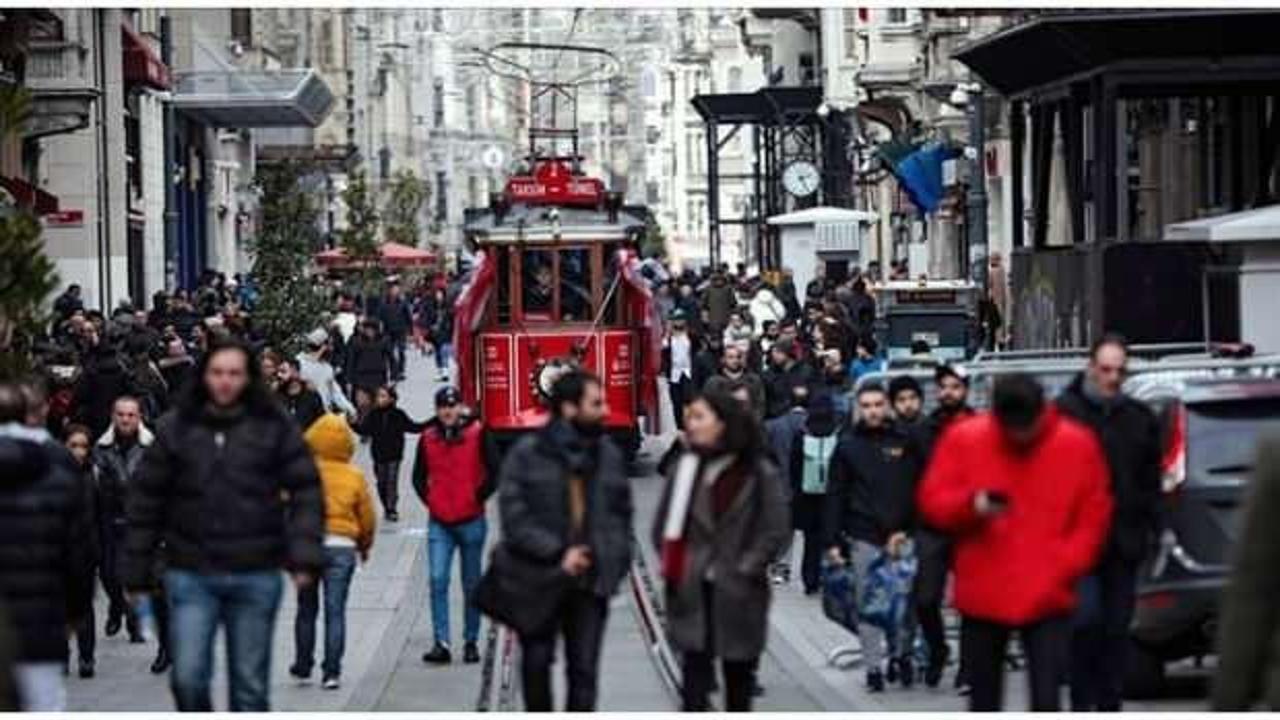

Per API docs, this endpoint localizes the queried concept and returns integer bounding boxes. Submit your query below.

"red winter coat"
[411,419,492,525]
[917,406,1113,626]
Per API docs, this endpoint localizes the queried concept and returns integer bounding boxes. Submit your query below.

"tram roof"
[465,202,648,244]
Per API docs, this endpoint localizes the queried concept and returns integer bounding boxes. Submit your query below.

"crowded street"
[4,5,1280,715]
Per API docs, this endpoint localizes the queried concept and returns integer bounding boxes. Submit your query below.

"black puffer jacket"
[823,421,924,548]
[122,401,325,590]
[498,419,633,599]
[1057,375,1163,563]
[0,426,96,662]
[345,335,392,391]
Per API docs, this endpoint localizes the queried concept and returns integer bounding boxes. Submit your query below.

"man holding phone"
[917,373,1112,711]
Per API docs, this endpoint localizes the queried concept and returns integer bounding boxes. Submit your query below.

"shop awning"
[955,9,1280,99]
[122,22,169,90]
[0,176,58,215]
[315,241,437,269]
[172,69,334,128]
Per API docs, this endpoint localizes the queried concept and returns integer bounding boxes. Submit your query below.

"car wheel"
[1123,640,1167,699]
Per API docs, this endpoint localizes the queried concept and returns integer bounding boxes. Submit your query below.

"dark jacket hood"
[0,424,53,487]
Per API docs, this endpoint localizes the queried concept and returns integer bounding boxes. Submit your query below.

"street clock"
[782,160,820,198]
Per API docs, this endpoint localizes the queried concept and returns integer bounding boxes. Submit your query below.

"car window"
[1187,398,1280,482]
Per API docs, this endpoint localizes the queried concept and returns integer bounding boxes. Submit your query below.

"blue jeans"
[293,547,358,678]
[166,569,283,712]
[435,342,453,373]
[428,517,487,646]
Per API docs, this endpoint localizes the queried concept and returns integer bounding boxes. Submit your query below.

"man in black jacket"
[825,382,924,692]
[123,337,325,712]
[93,396,152,643]
[275,358,324,431]
[1057,335,1162,712]
[0,381,95,711]
[498,370,633,711]
[377,283,414,381]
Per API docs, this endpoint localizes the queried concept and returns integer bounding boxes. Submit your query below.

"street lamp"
[946,81,988,292]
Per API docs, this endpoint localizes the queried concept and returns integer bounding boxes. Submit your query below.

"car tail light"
[1137,591,1178,611]
[1161,404,1186,494]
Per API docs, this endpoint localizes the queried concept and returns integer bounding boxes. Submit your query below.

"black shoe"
[886,658,900,684]
[899,657,916,689]
[926,645,950,689]
[463,642,480,664]
[422,643,452,665]
[128,631,145,644]
[866,669,886,693]
[752,680,765,697]
[289,664,312,683]
[78,660,94,679]
[386,510,400,523]
[105,614,122,637]
[151,649,172,675]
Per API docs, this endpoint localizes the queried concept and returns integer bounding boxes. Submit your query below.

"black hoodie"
[0,426,96,662]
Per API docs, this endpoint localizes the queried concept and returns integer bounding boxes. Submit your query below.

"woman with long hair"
[652,387,790,711]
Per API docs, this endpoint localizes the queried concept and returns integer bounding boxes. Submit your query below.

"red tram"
[451,157,662,456]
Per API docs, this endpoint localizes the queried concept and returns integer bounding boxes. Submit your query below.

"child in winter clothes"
[296,414,377,689]
[355,385,427,522]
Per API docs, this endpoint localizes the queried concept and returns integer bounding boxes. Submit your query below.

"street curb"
[344,536,427,711]
[764,607,883,712]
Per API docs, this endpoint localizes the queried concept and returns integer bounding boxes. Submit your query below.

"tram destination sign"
[504,159,604,207]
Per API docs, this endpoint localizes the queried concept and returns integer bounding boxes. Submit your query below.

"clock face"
[783,160,820,197]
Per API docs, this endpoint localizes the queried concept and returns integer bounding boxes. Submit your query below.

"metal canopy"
[691,86,823,125]
[171,69,334,128]
[955,9,1280,99]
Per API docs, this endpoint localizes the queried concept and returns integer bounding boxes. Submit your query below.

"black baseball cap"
[435,387,462,407]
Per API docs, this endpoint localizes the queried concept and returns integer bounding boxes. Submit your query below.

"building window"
[887,8,908,24]
[799,53,817,86]
[728,66,742,93]
[843,8,858,59]
[432,8,444,32]
[231,9,252,47]
[641,67,657,98]
[432,78,444,127]
[435,170,448,220]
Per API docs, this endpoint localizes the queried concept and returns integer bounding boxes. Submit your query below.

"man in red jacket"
[917,373,1112,711]
[412,387,498,666]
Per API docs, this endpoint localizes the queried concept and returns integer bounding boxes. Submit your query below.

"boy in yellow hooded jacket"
[293,414,377,689]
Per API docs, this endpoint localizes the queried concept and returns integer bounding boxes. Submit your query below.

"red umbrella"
[315,242,436,269]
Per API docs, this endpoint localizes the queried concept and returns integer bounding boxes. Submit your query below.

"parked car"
[1122,375,1280,696]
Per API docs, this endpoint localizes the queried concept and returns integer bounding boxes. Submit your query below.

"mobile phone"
[986,490,1011,510]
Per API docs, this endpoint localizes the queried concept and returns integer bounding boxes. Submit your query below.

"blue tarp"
[892,142,962,215]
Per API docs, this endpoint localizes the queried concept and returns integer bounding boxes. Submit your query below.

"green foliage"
[0,210,58,379]
[339,170,380,295]
[0,86,32,140]
[383,169,428,248]
[248,161,329,355]
[640,216,667,259]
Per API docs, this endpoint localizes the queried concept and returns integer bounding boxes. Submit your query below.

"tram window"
[522,249,555,319]
[559,248,593,322]
[601,244,622,325]
[496,248,511,325]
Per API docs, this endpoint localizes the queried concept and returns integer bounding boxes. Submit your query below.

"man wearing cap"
[412,387,498,666]
[915,363,977,689]
[661,309,696,431]
[298,329,356,418]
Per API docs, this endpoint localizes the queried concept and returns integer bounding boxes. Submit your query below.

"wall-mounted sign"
[43,210,84,228]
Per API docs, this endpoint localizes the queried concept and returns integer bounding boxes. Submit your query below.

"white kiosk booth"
[766,207,879,296]
[1165,204,1280,354]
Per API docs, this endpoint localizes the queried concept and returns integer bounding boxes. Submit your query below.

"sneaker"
[899,657,916,689]
[925,645,950,689]
[866,669,886,693]
[105,614,122,638]
[386,510,400,523]
[422,643,452,665]
[322,676,340,690]
[463,642,480,664]
[289,664,312,683]
[150,649,172,675]
[78,660,95,679]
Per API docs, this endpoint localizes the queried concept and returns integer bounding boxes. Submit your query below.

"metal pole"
[967,86,989,291]
[160,14,179,291]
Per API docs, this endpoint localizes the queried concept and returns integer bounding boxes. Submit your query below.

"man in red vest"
[412,387,498,665]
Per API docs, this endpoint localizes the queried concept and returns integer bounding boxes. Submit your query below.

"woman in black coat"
[345,320,394,405]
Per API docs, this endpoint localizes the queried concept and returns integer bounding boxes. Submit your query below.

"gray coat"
[651,453,790,661]
[1213,434,1280,710]
[498,420,633,599]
